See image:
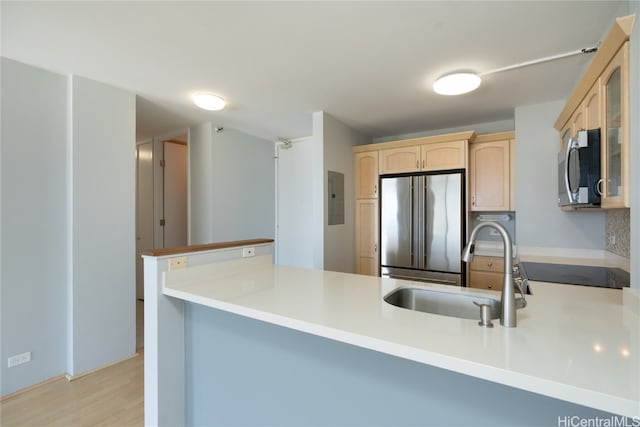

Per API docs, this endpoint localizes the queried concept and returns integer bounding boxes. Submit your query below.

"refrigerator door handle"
[409,180,414,265]
[423,179,428,268]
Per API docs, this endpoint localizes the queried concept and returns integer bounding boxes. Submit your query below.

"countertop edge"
[141,238,274,257]
[163,285,639,417]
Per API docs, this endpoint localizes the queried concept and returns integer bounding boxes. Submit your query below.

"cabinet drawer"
[469,256,504,273]
[468,270,503,292]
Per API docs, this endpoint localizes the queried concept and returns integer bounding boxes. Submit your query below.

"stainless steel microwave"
[558,129,601,207]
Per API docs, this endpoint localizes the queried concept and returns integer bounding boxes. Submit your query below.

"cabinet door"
[468,270,503,292]
[379,146,420,174]
[420,140,466,171]
[470,256,505,273]
[354,151,379,199]
[469,140,510,211]
[355,199,379,276]
[584,81,601,130]
[560,123,572,152]
[601,43,629,208]
[570,106,585,135]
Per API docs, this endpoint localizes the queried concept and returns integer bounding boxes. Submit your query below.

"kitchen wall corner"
[606,209,630,258]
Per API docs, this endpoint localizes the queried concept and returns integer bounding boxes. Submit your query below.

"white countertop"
[473,241,631,273]
[163,255,639,418]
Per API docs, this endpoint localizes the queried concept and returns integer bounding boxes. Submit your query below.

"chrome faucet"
[462,222,524,328]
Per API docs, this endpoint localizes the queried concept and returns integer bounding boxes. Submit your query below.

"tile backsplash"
[606,209,630,258]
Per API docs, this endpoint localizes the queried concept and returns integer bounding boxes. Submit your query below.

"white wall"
[188,122,214,244]
[629,0,639,291]
[275,137,323,269]
[1,58,68,395]
[68,75,136,375]
[188,124,275,244]
[514,100,606,250]
[318,112,370,273]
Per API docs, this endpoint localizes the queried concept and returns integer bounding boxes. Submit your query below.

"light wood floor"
[1,351,143,427]
[1,300,145,426]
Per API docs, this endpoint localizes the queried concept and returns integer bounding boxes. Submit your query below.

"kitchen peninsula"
[143,240,639,426]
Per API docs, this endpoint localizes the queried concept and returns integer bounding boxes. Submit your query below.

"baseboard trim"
[0,374,66,402]
[65,352,140,382]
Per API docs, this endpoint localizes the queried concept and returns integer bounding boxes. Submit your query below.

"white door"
[136,142,154,300]
[275,137,318,269]
[162,141,188,248]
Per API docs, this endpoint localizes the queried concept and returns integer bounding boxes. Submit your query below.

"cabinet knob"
[422,160,425,169]
[374,244,378,253]
[487,261,493,268]
[416,160,419,168]
[487,284,493,289]
[374,184,377,196]
[472,195,476,206]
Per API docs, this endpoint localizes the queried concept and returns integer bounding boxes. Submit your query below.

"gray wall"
[629,0,639,291]
[188,122,214,244]
[319,112,369,273]
[0,59,137,394]
[68,75,136,375]
[188,124,275,244]
[185,305,615,426]
[514,101,606,250]
[1,58,68,395]
[374,118,514,143]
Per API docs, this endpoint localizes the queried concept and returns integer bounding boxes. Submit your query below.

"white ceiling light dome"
[433,73,481,96]
[193,93,226,111]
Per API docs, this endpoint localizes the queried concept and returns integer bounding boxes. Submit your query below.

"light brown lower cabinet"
[468,270,503,292]
[355,199,379,276]
[468,256,504,291]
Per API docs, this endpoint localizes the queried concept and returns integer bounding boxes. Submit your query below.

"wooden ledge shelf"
[141,238,274,257]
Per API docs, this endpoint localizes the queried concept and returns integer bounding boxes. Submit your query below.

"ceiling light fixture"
[433,44,599,96]
[193,93,226,111]
[433,73,481,96]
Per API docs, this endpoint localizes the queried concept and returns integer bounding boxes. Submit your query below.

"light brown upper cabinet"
[584,81,601,131]
[554,16,633,210]
[380,140,467,175]
[601,42,630,208]
[421,140,466,171]
[469,133,514,212]
[570,107,585,135]
[560,122,572,152]
[354,151,379,199]
[379,145,421,174]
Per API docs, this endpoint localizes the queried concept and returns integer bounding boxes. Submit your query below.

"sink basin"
[383,287,501,320]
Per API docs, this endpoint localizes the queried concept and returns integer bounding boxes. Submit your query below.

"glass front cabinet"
[601,42,630,208]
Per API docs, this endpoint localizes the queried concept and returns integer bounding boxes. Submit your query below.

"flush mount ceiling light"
[193,93,226,111]
[433,44,600,96]
[433,73,481,96]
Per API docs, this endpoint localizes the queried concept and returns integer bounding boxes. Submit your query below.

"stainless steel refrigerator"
[380,172,465,286]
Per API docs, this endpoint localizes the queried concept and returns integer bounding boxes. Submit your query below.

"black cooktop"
[521,262,630,289]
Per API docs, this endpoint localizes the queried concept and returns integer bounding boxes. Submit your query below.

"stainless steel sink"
[383,287,501,320]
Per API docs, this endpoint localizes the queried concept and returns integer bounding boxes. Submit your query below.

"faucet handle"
[513,277,528,309]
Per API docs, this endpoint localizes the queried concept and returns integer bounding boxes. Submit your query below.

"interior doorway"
[135,131,188,349]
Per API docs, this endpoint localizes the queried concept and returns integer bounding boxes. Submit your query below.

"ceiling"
[1,1,630,142]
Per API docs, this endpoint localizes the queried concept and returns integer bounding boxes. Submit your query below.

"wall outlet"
[168,256,187,271]
[242,247,255,258]
[8,351,31,368]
